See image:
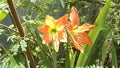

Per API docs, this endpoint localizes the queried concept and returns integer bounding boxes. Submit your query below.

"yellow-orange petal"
[45,15,55,26]
[58,30,67,41]
[65,21,74,31]
[38,25,49,33]
[52,40,59,52]
[69,32,84,52]
[38,25,51,44]
[76,23,94,32]
[43,33,51,44]
[70,7,80,27]
[58,30,64,40]
[56,14,68,27]
[74,32,92,45]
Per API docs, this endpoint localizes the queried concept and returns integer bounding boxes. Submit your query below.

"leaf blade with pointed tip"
[0,10,8,22]
[76,0,111,66]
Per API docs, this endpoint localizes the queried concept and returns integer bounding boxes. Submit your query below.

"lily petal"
[58,30,67,42]
[38,25,49,33]
[56,14,68,27]
[76,23,94,32]
[52,40,59,52]
[43,32,51,44]
[69,32,84,52]
[74,32,92,45]
[70,7,80,28]
[45,15,55,26]
[38,25,51,44]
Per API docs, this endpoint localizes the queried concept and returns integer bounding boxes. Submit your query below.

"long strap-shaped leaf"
[76,0,111,66]
[111,42,118,68]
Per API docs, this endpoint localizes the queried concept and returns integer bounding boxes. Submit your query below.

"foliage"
[0,0,120,68]
[0,1,8,22]
[0,57,25,68]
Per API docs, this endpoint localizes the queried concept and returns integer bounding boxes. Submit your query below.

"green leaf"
[7,35,17,42]
[20,40,27,51]
[10,43,20,55]
[0,44,17,65]
[59,0,65,8]
[111,43,118,68]
[76,0,111,67]
[0,10,8,22]
[0,29,4,35]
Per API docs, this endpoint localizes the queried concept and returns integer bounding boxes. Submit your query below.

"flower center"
[71,29,77,35]
[50,28,57,33]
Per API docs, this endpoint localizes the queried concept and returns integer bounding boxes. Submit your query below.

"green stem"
[24,52,30,68]
[8,8,17,28]
[65,48,70,68]
[70,51,77,68]
[52,51,57,68]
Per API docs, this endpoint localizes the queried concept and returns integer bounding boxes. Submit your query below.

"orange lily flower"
[38,14,68,52]
[66,7,94,52]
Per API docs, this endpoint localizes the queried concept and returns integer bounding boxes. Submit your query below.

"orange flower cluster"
[38,7,94,52]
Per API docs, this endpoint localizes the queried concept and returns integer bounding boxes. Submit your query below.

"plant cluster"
[0,0,119,68]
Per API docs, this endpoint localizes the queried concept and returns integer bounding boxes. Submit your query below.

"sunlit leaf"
[0,29,4,35]
[59,0,65,8]
[20,40,27,51]
[0,10,8,22]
